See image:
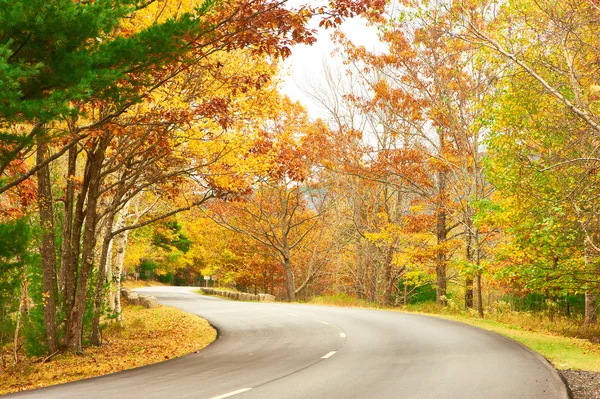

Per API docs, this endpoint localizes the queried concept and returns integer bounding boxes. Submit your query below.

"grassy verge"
[433,313,600,371]
[309,294,600,371]
[0,304,216,395]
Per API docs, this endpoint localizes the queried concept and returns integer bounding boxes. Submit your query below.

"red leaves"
[0,160,37,220]
[195,97,232,129]
[319,0,386,28]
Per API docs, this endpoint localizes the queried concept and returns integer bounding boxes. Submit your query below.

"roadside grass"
[308,294,600,371]
[309,293,383,308]
[433,313,600,371]
[0,304,216,395]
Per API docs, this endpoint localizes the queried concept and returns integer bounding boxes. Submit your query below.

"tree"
[312,2,499,310]
[207,99,335,301]
[0,0,388,354]
[454,0,600,321]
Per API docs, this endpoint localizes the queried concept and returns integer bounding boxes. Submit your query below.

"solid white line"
[320,320,330,325]
[321,351,337,359]
[288,313,298,316]
[339,332,346,338]
[209,388,253,399]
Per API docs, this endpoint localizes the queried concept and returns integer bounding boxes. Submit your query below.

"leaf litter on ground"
[0,304,216,395]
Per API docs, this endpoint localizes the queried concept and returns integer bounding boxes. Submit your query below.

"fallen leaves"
[0,305,216,395]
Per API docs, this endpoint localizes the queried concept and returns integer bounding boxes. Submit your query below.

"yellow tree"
[207,99,337,301]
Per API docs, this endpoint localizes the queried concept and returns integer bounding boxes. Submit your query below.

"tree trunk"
[584,239,598,324]
[36,138,59,354]
[283,256,296,302]
[465,277,474,309]
[105,237,115,313]
[91,210,116,345]
[435,169,447,306]
[585,293,597,325]
[60,147,77,293]
[435,211,447,305]
[465,225,474,309]
[382,245,395,306]
[65,140,107,353]
[64,155,90,331]
[14,267,29,363]
[476,272,484,317]
[113,229,130,325]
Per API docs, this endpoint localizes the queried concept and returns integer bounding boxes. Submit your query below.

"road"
[8,286,569,399]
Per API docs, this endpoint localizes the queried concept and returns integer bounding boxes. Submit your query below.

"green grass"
[437,313,600,371]
[308,294,600,371]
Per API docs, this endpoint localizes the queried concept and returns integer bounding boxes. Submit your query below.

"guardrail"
[198,287,275,302]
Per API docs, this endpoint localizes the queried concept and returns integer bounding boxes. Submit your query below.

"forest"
[1,0,600,361]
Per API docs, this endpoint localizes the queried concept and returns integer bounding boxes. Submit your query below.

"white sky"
[280,17,380,120]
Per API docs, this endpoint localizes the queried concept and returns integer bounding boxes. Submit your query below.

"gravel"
[560,370,600,399]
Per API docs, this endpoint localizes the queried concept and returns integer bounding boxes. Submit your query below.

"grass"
[309,293,383,308]
[308,293,600,371]
[436,313,600,371]
[0,304,216,395]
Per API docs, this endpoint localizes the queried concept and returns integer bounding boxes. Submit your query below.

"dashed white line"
[209,388,253,399]
[321,351,337,359]
[288,313,298,316]
[320,320,330,325]
[339,332,346,338]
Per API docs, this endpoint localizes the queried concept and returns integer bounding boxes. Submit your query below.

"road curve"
[7,286,568,399]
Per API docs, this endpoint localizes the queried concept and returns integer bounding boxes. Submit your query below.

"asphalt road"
[8,286,569,399]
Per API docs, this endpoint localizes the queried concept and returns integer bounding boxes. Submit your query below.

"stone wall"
[120,287,159,308]
[199,287,275,302]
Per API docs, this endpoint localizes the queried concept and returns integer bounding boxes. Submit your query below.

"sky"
[280,17,380,120]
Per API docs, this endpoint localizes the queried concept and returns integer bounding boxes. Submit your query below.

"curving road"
[8,286,568,399]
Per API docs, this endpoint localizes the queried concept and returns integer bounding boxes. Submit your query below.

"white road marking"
[321,351,337,359]
[288,313,298,316]
[339,332,346,338]
[320,320,330,325]
[209,388,253,399]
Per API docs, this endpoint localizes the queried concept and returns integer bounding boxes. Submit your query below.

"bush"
[396,280,437,304]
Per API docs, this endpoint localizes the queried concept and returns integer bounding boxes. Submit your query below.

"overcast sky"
[280,17,379,120]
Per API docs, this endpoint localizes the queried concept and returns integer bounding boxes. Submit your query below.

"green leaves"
[0,0,217,125]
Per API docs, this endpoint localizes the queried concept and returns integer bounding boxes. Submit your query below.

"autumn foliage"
[4,0,600,376]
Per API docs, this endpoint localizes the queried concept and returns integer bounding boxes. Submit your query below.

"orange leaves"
[0,160,36,220]
[0,305,216,395]
[319,0,386,28]
[194,97,232,129]
[404,213,435,233]
[245,97,322,183]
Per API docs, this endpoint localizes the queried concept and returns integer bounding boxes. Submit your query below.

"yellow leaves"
[0,305,216,395]
[589,85,600,102]
[122,0,199,33]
